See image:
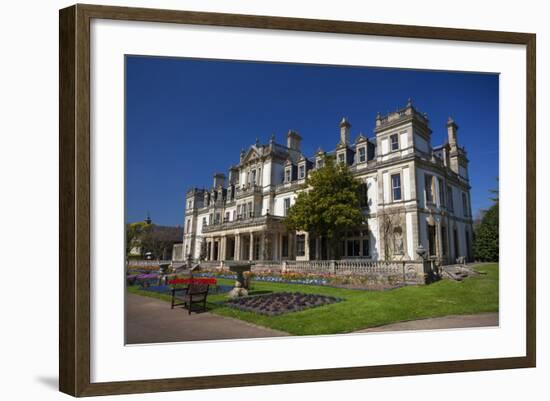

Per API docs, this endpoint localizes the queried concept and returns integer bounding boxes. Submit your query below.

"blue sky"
[126,56,499,226]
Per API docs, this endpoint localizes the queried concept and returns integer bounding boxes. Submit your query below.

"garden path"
[126,293,289,344]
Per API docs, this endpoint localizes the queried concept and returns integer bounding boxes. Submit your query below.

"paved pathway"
[354,313,499,333]
[125,293,289,344]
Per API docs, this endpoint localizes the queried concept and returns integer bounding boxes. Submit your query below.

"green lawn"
[128,263,498,336]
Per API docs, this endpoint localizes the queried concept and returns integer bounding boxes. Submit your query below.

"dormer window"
[358,147,366,163]
[390,134,399,151]
[298,165,305,179]
[285,168,292,183]
[338,153,345,164]
[316,159,324,169]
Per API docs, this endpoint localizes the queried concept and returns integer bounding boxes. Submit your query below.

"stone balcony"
[202,214,285,234]
[235,184,263,199]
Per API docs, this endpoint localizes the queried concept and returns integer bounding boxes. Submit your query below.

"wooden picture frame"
[59,3,536,397]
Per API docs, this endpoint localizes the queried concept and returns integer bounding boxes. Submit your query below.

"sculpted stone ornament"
[226,262,252,298]
[227,281,248,299]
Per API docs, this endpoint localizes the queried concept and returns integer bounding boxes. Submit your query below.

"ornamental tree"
[125,221,151,257]
[473,183,499,262]
[284,155,365,259]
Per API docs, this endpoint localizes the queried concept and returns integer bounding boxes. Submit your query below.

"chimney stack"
[286,130,302,151]
[213,173,225,188]
[339,117,351,145]
[447,117,458,149]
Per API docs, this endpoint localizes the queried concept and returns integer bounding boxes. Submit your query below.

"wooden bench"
[170,280,210,314]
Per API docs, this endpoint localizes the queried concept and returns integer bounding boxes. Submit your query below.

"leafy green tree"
[473,183,499,262]
[284,156,365,259]
[125,221,151,257]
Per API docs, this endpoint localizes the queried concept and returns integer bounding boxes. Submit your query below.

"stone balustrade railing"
[283,259,432,284]
[127,260,172,267]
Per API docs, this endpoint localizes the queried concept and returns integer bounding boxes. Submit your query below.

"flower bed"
[225,292,342,316]
[127,272,159,287]
[138,284,233,295]
[192,269,400,290]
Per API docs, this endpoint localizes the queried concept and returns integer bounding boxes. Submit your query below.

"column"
[436,222,442,264]
[249,232,254,261]
[220,236,227,261]
[304,232,310,260]
[289,233,295,260]
[235,234,241,261]
[260,232,266,260]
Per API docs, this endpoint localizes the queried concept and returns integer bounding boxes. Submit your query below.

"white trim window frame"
[391,173,402,201]
[358,146,366,163]
[390,133,399,151]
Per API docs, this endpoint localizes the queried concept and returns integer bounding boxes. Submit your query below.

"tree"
[284,155,365,259]
[125,221,151,257]
[140,225,183,260]
[473,182,499,262]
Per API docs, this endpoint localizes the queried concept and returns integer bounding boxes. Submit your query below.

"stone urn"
[158,263,171,285]
[226,262,252,298]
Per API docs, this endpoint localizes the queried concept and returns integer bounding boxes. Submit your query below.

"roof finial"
[407,97,413,107]
[145,211,152,225]
[339,116,351,127]
[270,133,275,143]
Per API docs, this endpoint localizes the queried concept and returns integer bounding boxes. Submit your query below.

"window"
[209,214,213,225]
[462,193,469,217]
[214,213,220,224]
[186,219,191,233]
[285,168,291,183]
[282,235,289,257]
[237,205,241,219]
[224,212,230,222]
[242,204,247,219]
[338,153,345,164]
[425,174,434,204]
[359,183,368,207]
[390,134,399,151]
[428,224,436,256]
[317,158,324,169]
[298,164,305,179]
[248,201,253,218]
[347,240,360,257]
[391,174,402,201]
[447,186,454,211]
[232,210,236,221]
[362,238,370,257]
[358,147,366,163]
[296,234,305,256]
[251,169,257,184]
[438,178,445,207]
[202,217,207,227]
[187,200,193,209]
[441,226,447,256]
[284,198,291,216]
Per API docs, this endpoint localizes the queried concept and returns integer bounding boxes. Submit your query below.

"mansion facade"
[175,100,474,265]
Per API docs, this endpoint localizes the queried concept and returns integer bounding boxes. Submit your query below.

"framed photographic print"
[59,4,536,397]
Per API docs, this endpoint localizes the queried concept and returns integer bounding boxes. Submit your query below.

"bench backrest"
[188,282,209,294]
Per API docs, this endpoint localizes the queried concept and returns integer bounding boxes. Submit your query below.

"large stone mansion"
[174,100,474,265]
